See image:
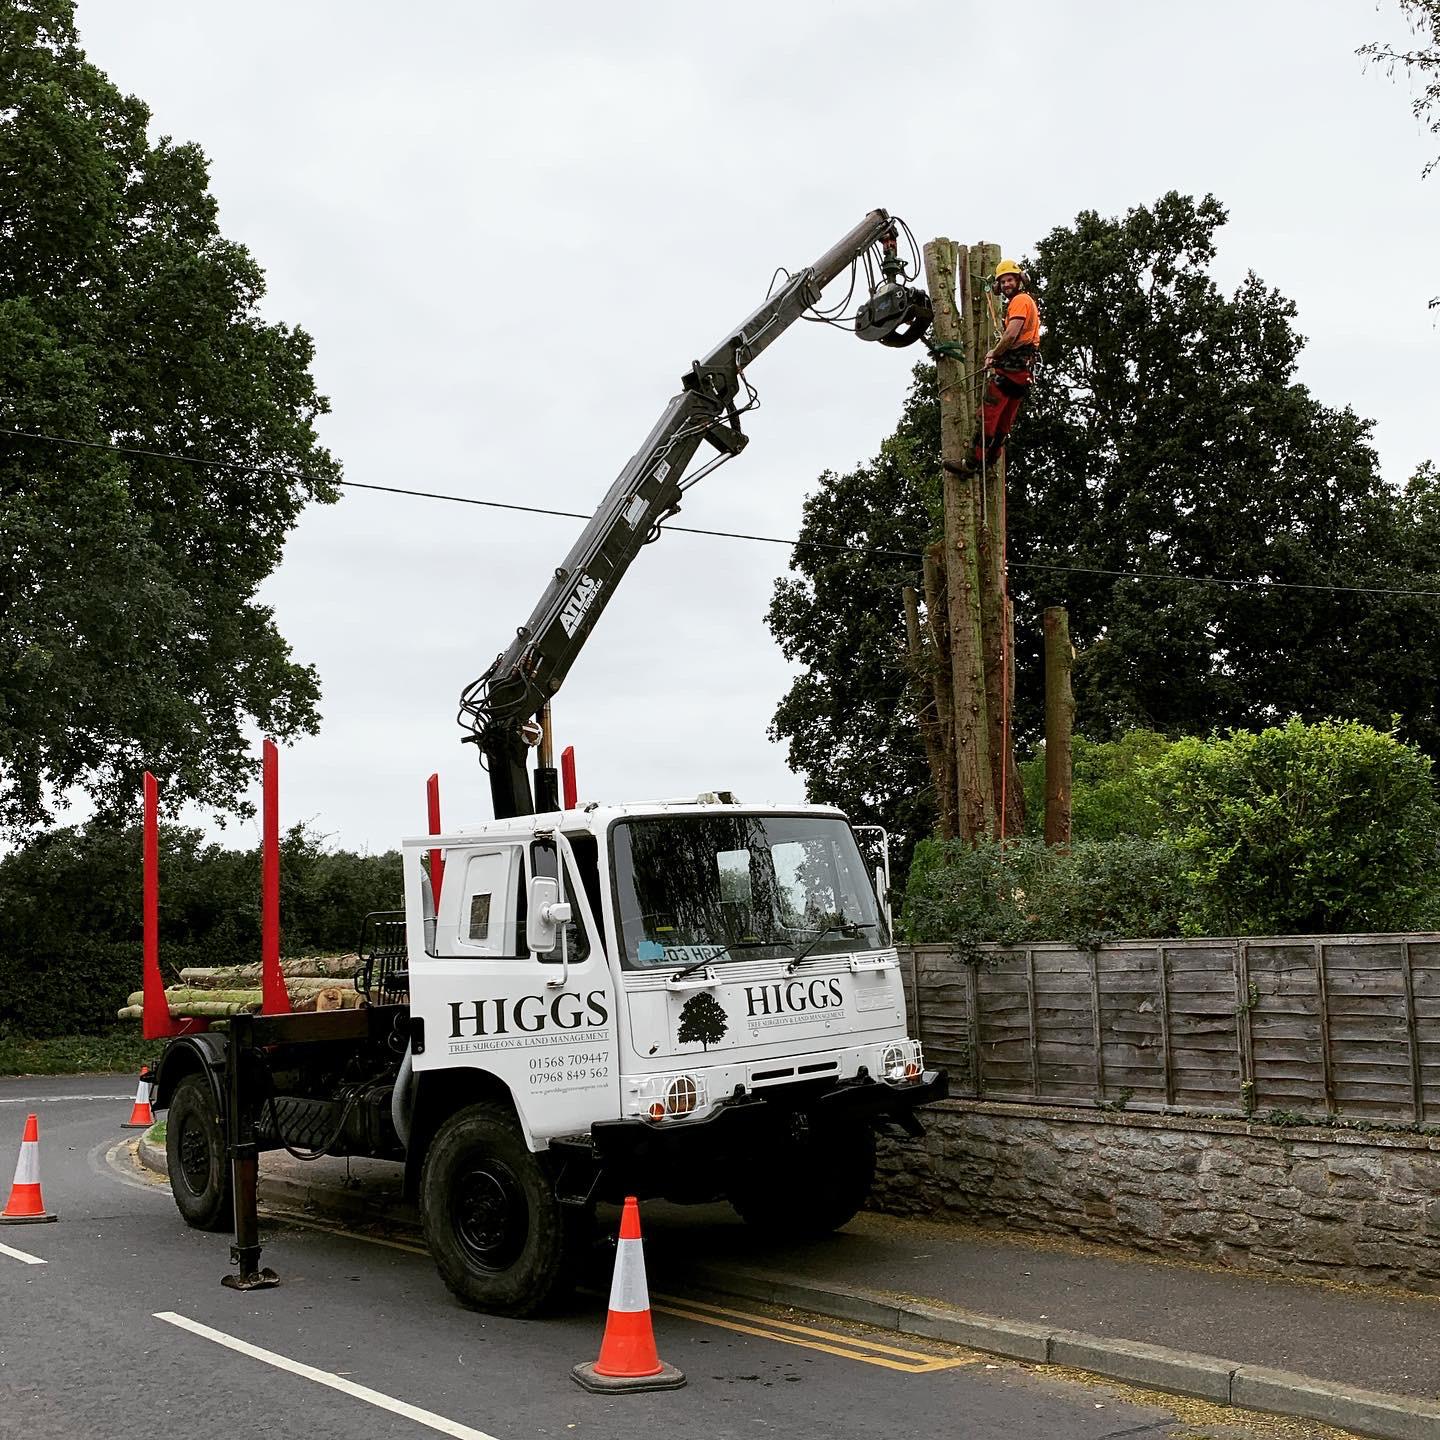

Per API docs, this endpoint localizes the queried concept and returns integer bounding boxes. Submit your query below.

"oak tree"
[0,0,340,833]
[768,193,1440,862]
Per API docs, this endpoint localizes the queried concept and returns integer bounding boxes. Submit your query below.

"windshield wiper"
[786,920,876,974]
[671,940,774,983]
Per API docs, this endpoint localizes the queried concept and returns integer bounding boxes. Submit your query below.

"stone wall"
[874,1099,1440,1294]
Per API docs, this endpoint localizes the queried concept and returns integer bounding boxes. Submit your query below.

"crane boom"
[458,208,931,819]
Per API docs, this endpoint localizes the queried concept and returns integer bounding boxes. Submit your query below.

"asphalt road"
[0,1075,1320,1440]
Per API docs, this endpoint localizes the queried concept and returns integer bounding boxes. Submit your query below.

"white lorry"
[150,211,946,1314]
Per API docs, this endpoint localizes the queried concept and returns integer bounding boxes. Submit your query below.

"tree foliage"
[904,721,1440,945]
[1018,730,1171,840]
[1360,0,1440,180]
[0,821,401,1037]
[769,193,1440,860]
[901,835,1189,950]
[1147,718,1440,936]
[0,0,339,834]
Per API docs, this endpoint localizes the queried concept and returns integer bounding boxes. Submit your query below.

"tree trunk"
[924,238,993,841]
[1043,605,1075,849]
[923,544,959,840]
[965,243,1023,839]
[902,583,953,841]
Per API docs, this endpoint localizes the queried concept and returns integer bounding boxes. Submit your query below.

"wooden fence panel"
[910,948,972,1086]
[1096,947,1167,1104]
[902,935,1440,1122]
[1246,942,1325,1109]
[974,951,1032,1099]
[1032,947,1099,1102]
[1323,940,1414,1117]
[1409,941,1440,1122]
[1162,944,1243,1110]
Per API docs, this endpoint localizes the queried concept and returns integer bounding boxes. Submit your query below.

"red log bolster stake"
[427,772,445,904]
[260,739,290,1014]
[572,1196,685,1392]
[561,745,577,810]
[1,1114,57,1224]
[141,773,177,1039]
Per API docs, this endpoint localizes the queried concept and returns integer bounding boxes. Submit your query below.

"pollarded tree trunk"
[924,238,993,842]
[923,544,959,841]
[966,243,1025,840]
[1044,606,1075,848]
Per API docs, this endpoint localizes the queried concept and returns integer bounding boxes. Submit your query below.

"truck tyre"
[420,1103,579,1317]
[729,1116,875,1239]
[166,1073,233,1232]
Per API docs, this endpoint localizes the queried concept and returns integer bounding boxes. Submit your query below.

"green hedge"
[902,835,1190,950]
[906,719,1440,947]
[1149,717,1440,935]
[1018,730,1171,839]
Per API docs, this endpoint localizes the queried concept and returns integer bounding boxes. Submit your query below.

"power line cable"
[6,425,1440,600]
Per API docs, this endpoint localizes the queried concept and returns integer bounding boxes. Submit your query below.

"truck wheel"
[730,1116,875,1239]
[166,1073,233,1232]
[420,1103,579,1317]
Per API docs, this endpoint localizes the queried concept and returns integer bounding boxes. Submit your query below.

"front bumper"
[589,1067,947,1171]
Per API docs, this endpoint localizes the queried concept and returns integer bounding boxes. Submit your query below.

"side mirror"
[526,875,573,953]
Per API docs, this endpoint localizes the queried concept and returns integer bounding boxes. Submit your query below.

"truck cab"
[397,795,944,1312]
[409,796,937,1143]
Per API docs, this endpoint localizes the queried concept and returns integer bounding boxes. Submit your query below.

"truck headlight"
[881,1040,923,1085]
[629,1072,710,1122]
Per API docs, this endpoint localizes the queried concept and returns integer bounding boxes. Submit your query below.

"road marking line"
[154,1312,501,1440]
[652,1301,976,1373]
[248,1212,974,1376]
[1,1093,129,1103]
[653,1292,950,1361]
[0,1240,47,1265]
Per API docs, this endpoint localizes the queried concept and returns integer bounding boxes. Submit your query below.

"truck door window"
[529,840,591,965]
[467,893,492,941]
[435,847,522,957]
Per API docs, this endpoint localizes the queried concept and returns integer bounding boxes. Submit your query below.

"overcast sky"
[67,0,1439,855]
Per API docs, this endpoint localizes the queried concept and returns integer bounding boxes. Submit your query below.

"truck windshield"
[610,814,888,971]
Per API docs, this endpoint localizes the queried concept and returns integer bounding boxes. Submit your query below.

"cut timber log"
[125,988,262,1008]
[118,975,365,1022]
[125,980,358,1009]
[178,955,359,984]
[115,999,259,1020]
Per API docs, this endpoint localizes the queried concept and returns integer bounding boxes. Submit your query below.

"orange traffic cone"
[121,1076,155,1130]
[1,1114,57,1224]
[572,1196,684,1392]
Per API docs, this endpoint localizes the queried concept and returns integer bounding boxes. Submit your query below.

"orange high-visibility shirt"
[1005,291,1040,349]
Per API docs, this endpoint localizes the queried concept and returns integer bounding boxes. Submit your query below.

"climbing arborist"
[945,259,1040,476]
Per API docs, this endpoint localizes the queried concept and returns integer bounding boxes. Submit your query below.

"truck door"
[408,837,617,1145]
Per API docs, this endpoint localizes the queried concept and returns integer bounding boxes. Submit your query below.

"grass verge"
[0,1029,163,1076]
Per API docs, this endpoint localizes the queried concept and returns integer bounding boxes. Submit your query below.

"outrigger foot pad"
[222,1268,280,1291]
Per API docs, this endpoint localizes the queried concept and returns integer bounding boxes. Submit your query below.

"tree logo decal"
[677,991,729,1051]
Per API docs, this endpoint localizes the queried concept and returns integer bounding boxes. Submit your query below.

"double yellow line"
[652,1293,977,1374]
[258,1209,976,1376]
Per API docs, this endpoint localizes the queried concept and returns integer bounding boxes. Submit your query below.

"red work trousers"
[975,368,1031,466]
